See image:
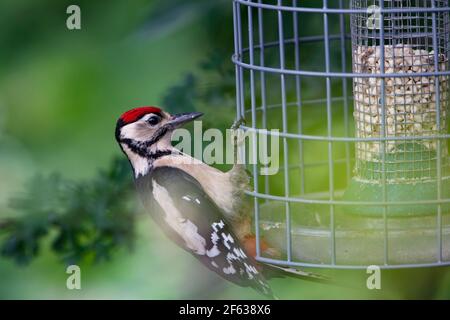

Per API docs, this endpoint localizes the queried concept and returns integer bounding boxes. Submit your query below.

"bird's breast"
[153,155,237,219]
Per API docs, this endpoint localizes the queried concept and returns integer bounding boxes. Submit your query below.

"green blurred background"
[0,0,449,299]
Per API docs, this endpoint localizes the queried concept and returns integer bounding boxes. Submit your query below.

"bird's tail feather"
[264,263,332,284]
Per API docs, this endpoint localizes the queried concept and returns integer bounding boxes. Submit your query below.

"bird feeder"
[345,0,450,217]
[232,0,450,268]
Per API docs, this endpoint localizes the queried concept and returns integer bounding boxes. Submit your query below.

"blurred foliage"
[1,157,134,265]
[163,52,236,115]
[163,73,198,114]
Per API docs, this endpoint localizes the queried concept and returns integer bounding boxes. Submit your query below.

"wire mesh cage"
[232,0,450,269]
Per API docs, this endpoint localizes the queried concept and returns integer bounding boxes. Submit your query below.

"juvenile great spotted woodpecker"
[115,106,326,298]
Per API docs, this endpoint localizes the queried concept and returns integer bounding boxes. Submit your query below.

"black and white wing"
[135,166,273,298]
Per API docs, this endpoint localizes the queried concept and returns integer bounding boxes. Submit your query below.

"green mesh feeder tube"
[343,0,450,217]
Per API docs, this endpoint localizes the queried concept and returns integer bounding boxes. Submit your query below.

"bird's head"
[115,106,202,175]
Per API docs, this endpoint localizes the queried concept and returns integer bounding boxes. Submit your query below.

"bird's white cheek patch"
[152,180,207,255]
[121,122,153,142]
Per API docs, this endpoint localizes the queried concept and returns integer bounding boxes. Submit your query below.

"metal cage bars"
[232,0,450,269]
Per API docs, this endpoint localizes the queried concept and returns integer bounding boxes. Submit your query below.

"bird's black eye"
[147,115,160,126]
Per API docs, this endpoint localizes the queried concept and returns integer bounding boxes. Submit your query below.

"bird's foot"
[231,117,246,131]
[231,117,247,150]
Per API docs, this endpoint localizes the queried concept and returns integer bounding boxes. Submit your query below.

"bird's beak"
[167,112,203,128]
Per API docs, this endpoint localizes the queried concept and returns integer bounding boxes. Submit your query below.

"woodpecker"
[115,106,275,297]
[115,106,327,298]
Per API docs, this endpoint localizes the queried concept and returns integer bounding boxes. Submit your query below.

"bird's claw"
[231,117,247,164]
[231,117,246,131]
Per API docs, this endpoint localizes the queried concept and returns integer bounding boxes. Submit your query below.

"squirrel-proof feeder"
[233,0,450,268]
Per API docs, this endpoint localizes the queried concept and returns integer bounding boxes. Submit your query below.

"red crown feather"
[120,106,162,124]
